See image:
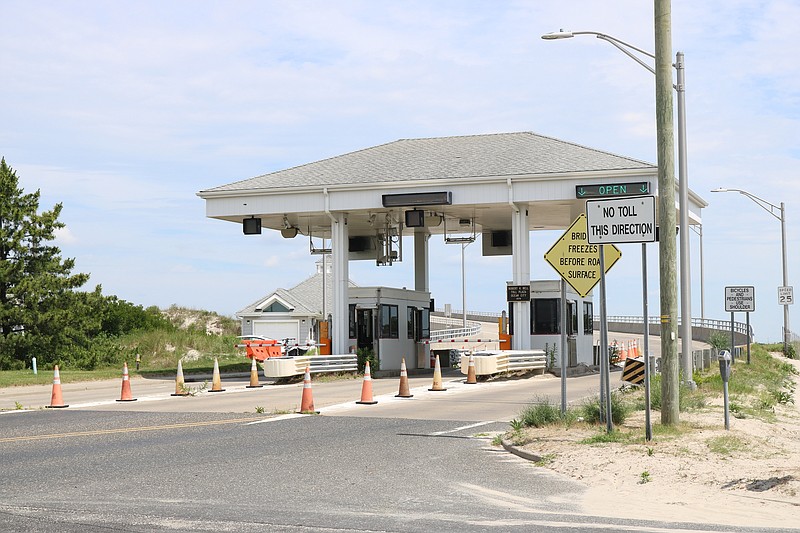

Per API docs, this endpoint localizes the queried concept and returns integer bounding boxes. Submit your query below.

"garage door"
[253,320,300,342]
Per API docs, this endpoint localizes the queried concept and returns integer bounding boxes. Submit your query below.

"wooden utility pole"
[655,0,680,424]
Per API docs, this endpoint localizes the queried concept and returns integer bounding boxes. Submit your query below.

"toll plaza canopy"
[198,131,706,353]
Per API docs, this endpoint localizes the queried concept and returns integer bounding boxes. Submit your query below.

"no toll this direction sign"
[725,286,756,312]
[586,196,656,244]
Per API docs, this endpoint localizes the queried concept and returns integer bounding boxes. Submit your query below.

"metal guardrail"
[599,315,752,338]
[263,354,357,378]
[429,315,482,342]
[433,309,503,320]
[458,350,546,376]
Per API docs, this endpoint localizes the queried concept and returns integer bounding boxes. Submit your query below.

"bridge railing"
[597,315,753,339]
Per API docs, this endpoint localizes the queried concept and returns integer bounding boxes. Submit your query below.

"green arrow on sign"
[577,187,586,197]
[639,183,649,193]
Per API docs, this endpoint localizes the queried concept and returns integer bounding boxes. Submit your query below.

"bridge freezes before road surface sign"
[544,214,621,298]
[586,196,656,245]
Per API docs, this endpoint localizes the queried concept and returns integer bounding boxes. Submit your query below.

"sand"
[518,354,800,529]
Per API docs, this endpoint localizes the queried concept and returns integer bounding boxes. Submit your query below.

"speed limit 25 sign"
[779,286,794,305]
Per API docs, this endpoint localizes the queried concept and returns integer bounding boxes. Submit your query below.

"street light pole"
[542,29,695,388]
[690,224,704,320]
[711,188,791,351]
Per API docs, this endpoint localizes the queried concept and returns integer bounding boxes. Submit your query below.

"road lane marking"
[0,416,265,444]
[429,421,494,436]
[245,413,305,425]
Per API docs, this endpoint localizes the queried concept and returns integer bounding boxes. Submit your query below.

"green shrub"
[786,343,797,359]
[519,398,563,428]
[707,331,729,351]
[356,348,379,373]
[580,391,630,425]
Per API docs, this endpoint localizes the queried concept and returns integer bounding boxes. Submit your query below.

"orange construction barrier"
[240,339,282,362]
[246,356,263,388]
[208,357,225,392]
[465,352,477,384]
[428,354,447,391]
[396,357,413,398]
[356,361,378,405]
[116,362,137,402]
[171,360,189,396]
[46,365,68,408]
[298,366,318,414]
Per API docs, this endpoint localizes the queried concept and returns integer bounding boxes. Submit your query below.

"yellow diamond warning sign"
[544,214,621,297]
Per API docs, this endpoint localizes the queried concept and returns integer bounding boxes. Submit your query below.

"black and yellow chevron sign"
[621,358,646,385]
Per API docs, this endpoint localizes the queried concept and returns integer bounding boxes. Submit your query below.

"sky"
[2,1,798,343]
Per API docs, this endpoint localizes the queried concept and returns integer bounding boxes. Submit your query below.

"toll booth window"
[569,301,578,335]
[407,307,414,339]
[420,308,430,339]
[380,304,399,338]
[583,302,594,335]
[531,298,559,334]
[348,304,357,338]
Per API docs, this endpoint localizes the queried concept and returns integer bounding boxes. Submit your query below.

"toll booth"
[347,287,431,371]
[508,280,594,367]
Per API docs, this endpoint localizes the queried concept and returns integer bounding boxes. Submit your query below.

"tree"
[0,158,90,369]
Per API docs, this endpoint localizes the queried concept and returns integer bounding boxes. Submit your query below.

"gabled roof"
[201,131,655,193]
[237,270,357,317]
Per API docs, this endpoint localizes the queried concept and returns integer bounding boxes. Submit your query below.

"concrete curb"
[501,438,543,463]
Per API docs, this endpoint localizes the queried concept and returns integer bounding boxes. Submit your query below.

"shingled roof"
[237,268,357,317]
[203,131,655,193]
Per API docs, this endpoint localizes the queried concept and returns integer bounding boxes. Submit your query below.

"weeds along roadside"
[503,342,798,445]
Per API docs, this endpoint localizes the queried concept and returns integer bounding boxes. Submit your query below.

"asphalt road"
[4,409,795,533]
[1,368,614,417]
[2,370,797,532]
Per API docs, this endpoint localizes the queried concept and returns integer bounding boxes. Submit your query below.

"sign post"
[587,196,656,439]
[725,286,755,364]
[544,214,622,419]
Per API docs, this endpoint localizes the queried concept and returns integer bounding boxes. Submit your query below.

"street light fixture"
[542,29,695,385]
[711,187,791,351]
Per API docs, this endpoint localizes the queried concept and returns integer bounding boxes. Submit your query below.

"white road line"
[429,420,494,435]
[245,413,305,425]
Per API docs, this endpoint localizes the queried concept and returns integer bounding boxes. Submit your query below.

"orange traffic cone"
[632,339,639,358]
[619,342,628,362]
[356,361,378,405]
[171,359,190,396]
[246,356,263,388]
[208,357,225,392]
[465,352,477,384]
[116,362,137,402]
[396,357,413,398]
[45,365,68,408]
[298,366,318,414]
[428,354,447,391]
